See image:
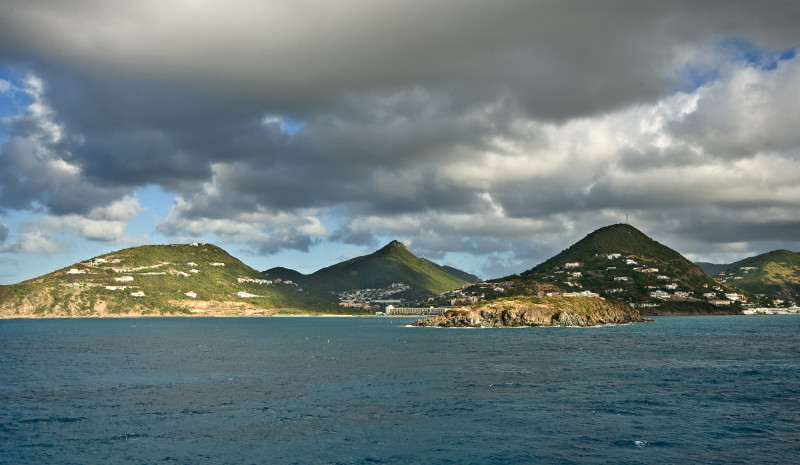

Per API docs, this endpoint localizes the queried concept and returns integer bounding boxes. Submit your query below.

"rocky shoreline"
[412,296,646,327]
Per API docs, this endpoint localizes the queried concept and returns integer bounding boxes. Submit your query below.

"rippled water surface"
[2,315,799,464]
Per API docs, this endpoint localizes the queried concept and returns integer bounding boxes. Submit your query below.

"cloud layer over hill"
[1,0,799,282]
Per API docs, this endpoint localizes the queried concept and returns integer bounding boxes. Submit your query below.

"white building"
[650,290,671,300]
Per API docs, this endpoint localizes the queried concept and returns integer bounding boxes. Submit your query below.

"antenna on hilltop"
[625,214,629,225]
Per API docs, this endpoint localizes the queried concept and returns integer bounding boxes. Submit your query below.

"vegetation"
[0,243,340,318]
[697,250,800,303]
[284,240,473,300]
[488,224,743,314]
[3,226,796,319]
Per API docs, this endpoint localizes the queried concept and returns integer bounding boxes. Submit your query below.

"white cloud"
[0,227,62,254]
[157,193,329,254]
[88,196,143,221]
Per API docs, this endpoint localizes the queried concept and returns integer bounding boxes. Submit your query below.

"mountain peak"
[386,240,407,249]
[308,239,469,297]
[377,240,409,255]
[514,223,737,313]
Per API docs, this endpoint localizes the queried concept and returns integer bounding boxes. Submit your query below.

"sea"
[1,315,799,464]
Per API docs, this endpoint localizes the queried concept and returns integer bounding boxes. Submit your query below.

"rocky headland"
[412,296,646,327]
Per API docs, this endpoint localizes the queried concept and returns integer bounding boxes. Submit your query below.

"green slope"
[433,263,481,283]
[0,243,338,318]
[304,240,471,299]
[700,250,800,303]
[496,224,741,314]
[695,262,731,276]
[263,266,308,284]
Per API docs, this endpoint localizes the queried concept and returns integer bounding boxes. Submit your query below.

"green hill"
[695,262,731,276]
[697,250,800,304]
[263,266,307,284]
[493,224,742,314]
[0,243,338,318]
[300,240,472,299]
[433,263,481,283]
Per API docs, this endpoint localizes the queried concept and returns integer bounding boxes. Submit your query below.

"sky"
[1,0,800,284]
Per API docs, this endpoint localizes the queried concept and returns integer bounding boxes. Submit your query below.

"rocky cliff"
[412,296,645,327]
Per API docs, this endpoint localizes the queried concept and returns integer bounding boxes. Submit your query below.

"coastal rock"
[412,296,645,327]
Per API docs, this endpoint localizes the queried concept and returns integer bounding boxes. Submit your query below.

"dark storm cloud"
[1,0,799,272]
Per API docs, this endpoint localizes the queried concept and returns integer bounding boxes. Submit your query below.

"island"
[412,296,646,327]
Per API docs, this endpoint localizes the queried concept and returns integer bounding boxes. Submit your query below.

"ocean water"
[1,316,799,464]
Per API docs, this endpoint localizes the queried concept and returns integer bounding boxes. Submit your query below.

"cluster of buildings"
[337,283,411,309]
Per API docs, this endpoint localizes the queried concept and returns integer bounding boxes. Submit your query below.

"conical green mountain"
[0,243,337,318]
[300,240,474,299]
[504,224,740,313]
[697,250,800,303]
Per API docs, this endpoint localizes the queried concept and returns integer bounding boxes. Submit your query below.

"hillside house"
[67,268,85,274]
[130,291,145,297]
[185,291,197,298]
[114,276,134,282]
[565,262,581,268]
[607,253,621,259]
[650,290,670,300]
